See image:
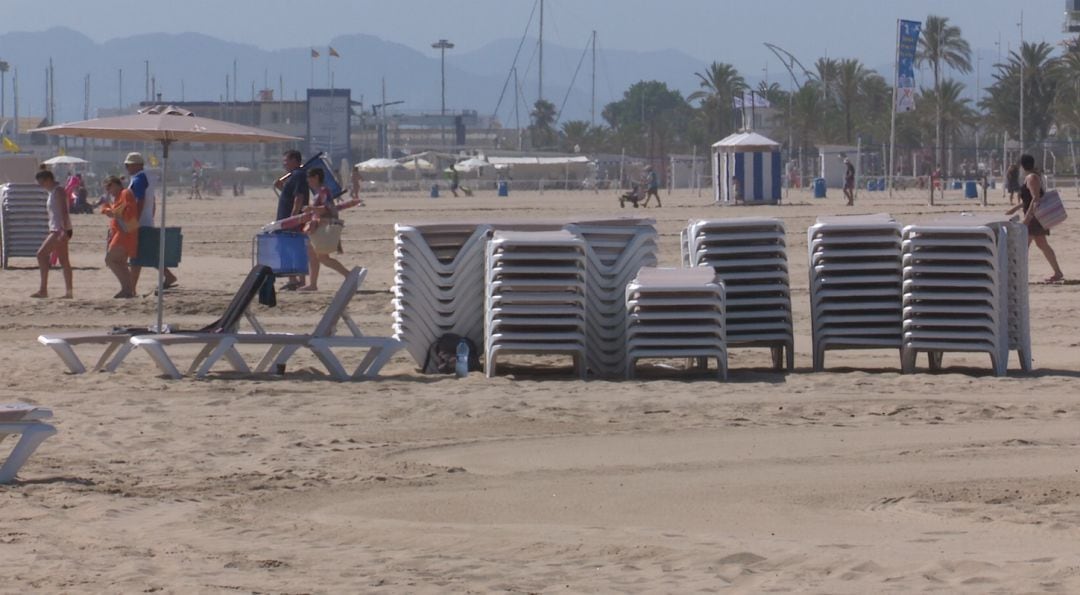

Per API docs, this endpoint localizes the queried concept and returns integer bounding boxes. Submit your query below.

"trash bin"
[964,180,978,199]
[132,227,183,268]
[813,177,826,198]
[430,184,439,198]
[866,180,876,192]
[952,180,963,190]
[255,231,309,275]
[497,180,509,197]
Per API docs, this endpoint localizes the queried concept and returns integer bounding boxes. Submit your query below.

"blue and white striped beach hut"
[712,132,782,204]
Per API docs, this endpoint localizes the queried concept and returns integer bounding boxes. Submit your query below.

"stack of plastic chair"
[900,223,1007,376]
[566,220,658,377]
[685,218,793,370]
[392,223,490,365]
[625,267,727,379]
[927,214,1032,372]
[485,230,587,379]
[807,214,903,370]
[1,183,49,269]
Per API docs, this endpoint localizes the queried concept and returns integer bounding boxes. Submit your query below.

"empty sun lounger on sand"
[0,404,57,483]
[38,265,276,374]
[130,267,404,380]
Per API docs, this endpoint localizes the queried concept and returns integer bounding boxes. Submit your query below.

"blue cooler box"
[132,227,183,268]
[256,232,309,275]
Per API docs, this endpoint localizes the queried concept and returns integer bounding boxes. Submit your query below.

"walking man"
[274,149,309,290]
[126,152,178,292]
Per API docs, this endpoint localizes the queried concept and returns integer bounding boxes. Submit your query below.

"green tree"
[603,80,692,163]
[687,62,747,139]
[559,120,608,153]
[528,99,558,150]
[812,57,842,141]
[916,15,972,167]
[982,41,1060,152]
[916,79,976,163]
[835,58,870,143]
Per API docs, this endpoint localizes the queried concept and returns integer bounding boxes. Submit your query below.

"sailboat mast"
[538,0,544,103]
[591,30,596,125]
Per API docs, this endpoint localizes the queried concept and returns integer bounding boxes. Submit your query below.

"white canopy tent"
[712,132,782,204]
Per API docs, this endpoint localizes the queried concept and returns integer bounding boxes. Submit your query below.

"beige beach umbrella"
[32,105,300,331]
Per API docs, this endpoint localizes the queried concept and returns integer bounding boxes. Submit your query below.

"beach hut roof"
[712,131,781,151]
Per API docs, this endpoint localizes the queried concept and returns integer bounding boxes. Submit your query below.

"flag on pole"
[895,20,922,112]
[328,46,340,58]
[2,136,20,153]
[311,48,320,59]
[148,153,160,168]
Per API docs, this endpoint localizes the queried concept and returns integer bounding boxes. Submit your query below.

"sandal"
[1044,274,1064,284]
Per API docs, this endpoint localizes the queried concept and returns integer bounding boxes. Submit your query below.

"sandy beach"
[1,184,1078,593]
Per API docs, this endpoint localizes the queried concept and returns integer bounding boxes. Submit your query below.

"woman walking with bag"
[1006,154,1064,283]
[299,168,350,292]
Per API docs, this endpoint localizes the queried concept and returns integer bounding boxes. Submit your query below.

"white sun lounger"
[0,404,57,483]
[131,268,403,380]
[38,265,275,374]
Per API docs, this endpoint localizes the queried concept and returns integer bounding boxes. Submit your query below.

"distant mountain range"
[0,27,709,127]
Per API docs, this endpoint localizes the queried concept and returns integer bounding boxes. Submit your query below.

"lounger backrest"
[311,267,367,337]
[198,265,275,334]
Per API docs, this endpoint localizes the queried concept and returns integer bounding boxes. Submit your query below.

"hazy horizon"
[1,0,1067,69]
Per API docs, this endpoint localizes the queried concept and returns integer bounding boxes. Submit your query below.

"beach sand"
[1,184,1078,593]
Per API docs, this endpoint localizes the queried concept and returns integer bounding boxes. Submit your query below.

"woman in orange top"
[100,176,139,298]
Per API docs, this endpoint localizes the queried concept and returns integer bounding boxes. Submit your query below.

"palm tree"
[688,62,747,138]
[835,59,869,143]
[982,42,1061,152]
[529,99,557,149]
[916,15,972,168]
[918,79,976,154]
[813,58,841,140]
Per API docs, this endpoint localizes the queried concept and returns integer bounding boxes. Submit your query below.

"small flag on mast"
[1,136,20,153]
[328,46,340,58]
[310,48,320,58]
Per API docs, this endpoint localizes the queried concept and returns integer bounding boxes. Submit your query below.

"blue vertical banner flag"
[896,19,922,112]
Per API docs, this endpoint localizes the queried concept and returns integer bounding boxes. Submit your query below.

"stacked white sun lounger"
[392,223,491,365]
[683,217,793,370]
[485,230,588,379]
[900,223,1009,376]
[625,267,727,379]
[393,218,657,376]
[918,214,1032,372]
[1,183,49,269]
[566,220,658,377]
[807,214,903,370]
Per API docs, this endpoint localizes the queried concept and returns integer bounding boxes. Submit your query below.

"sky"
[1,0,1068,75]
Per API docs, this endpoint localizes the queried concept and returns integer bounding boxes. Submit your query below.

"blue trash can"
[256,232,309,275]
[132,227,183,268]
[952,180,963,190]
[866,180,876,191]
[964,180,978,199]
[497,180,509,197]
[813,177,826,198]
[430,184,439,198]
[878,178,886,191]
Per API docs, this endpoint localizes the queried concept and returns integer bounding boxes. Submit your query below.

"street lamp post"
[432,38,454,146]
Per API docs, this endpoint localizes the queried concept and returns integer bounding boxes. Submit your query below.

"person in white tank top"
[32,169,73,298]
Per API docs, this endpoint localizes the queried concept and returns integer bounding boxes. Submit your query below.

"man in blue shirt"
[125,152,177,292]
[275,150,308,221]
[274,150,309,290]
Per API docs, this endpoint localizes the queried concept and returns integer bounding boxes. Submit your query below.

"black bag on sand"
[423,333,481,374]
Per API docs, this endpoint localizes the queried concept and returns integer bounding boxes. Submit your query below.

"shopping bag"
[1035,189,1068,230]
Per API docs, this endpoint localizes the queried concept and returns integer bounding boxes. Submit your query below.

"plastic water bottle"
[455,339,470,378]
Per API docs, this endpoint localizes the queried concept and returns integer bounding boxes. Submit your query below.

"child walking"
[300,168,350,291]
[32,170,73,299]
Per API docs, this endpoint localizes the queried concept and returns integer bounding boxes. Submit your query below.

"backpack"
[422,333,481,374]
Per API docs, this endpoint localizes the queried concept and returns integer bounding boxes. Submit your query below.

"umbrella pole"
[155,140,171,332]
